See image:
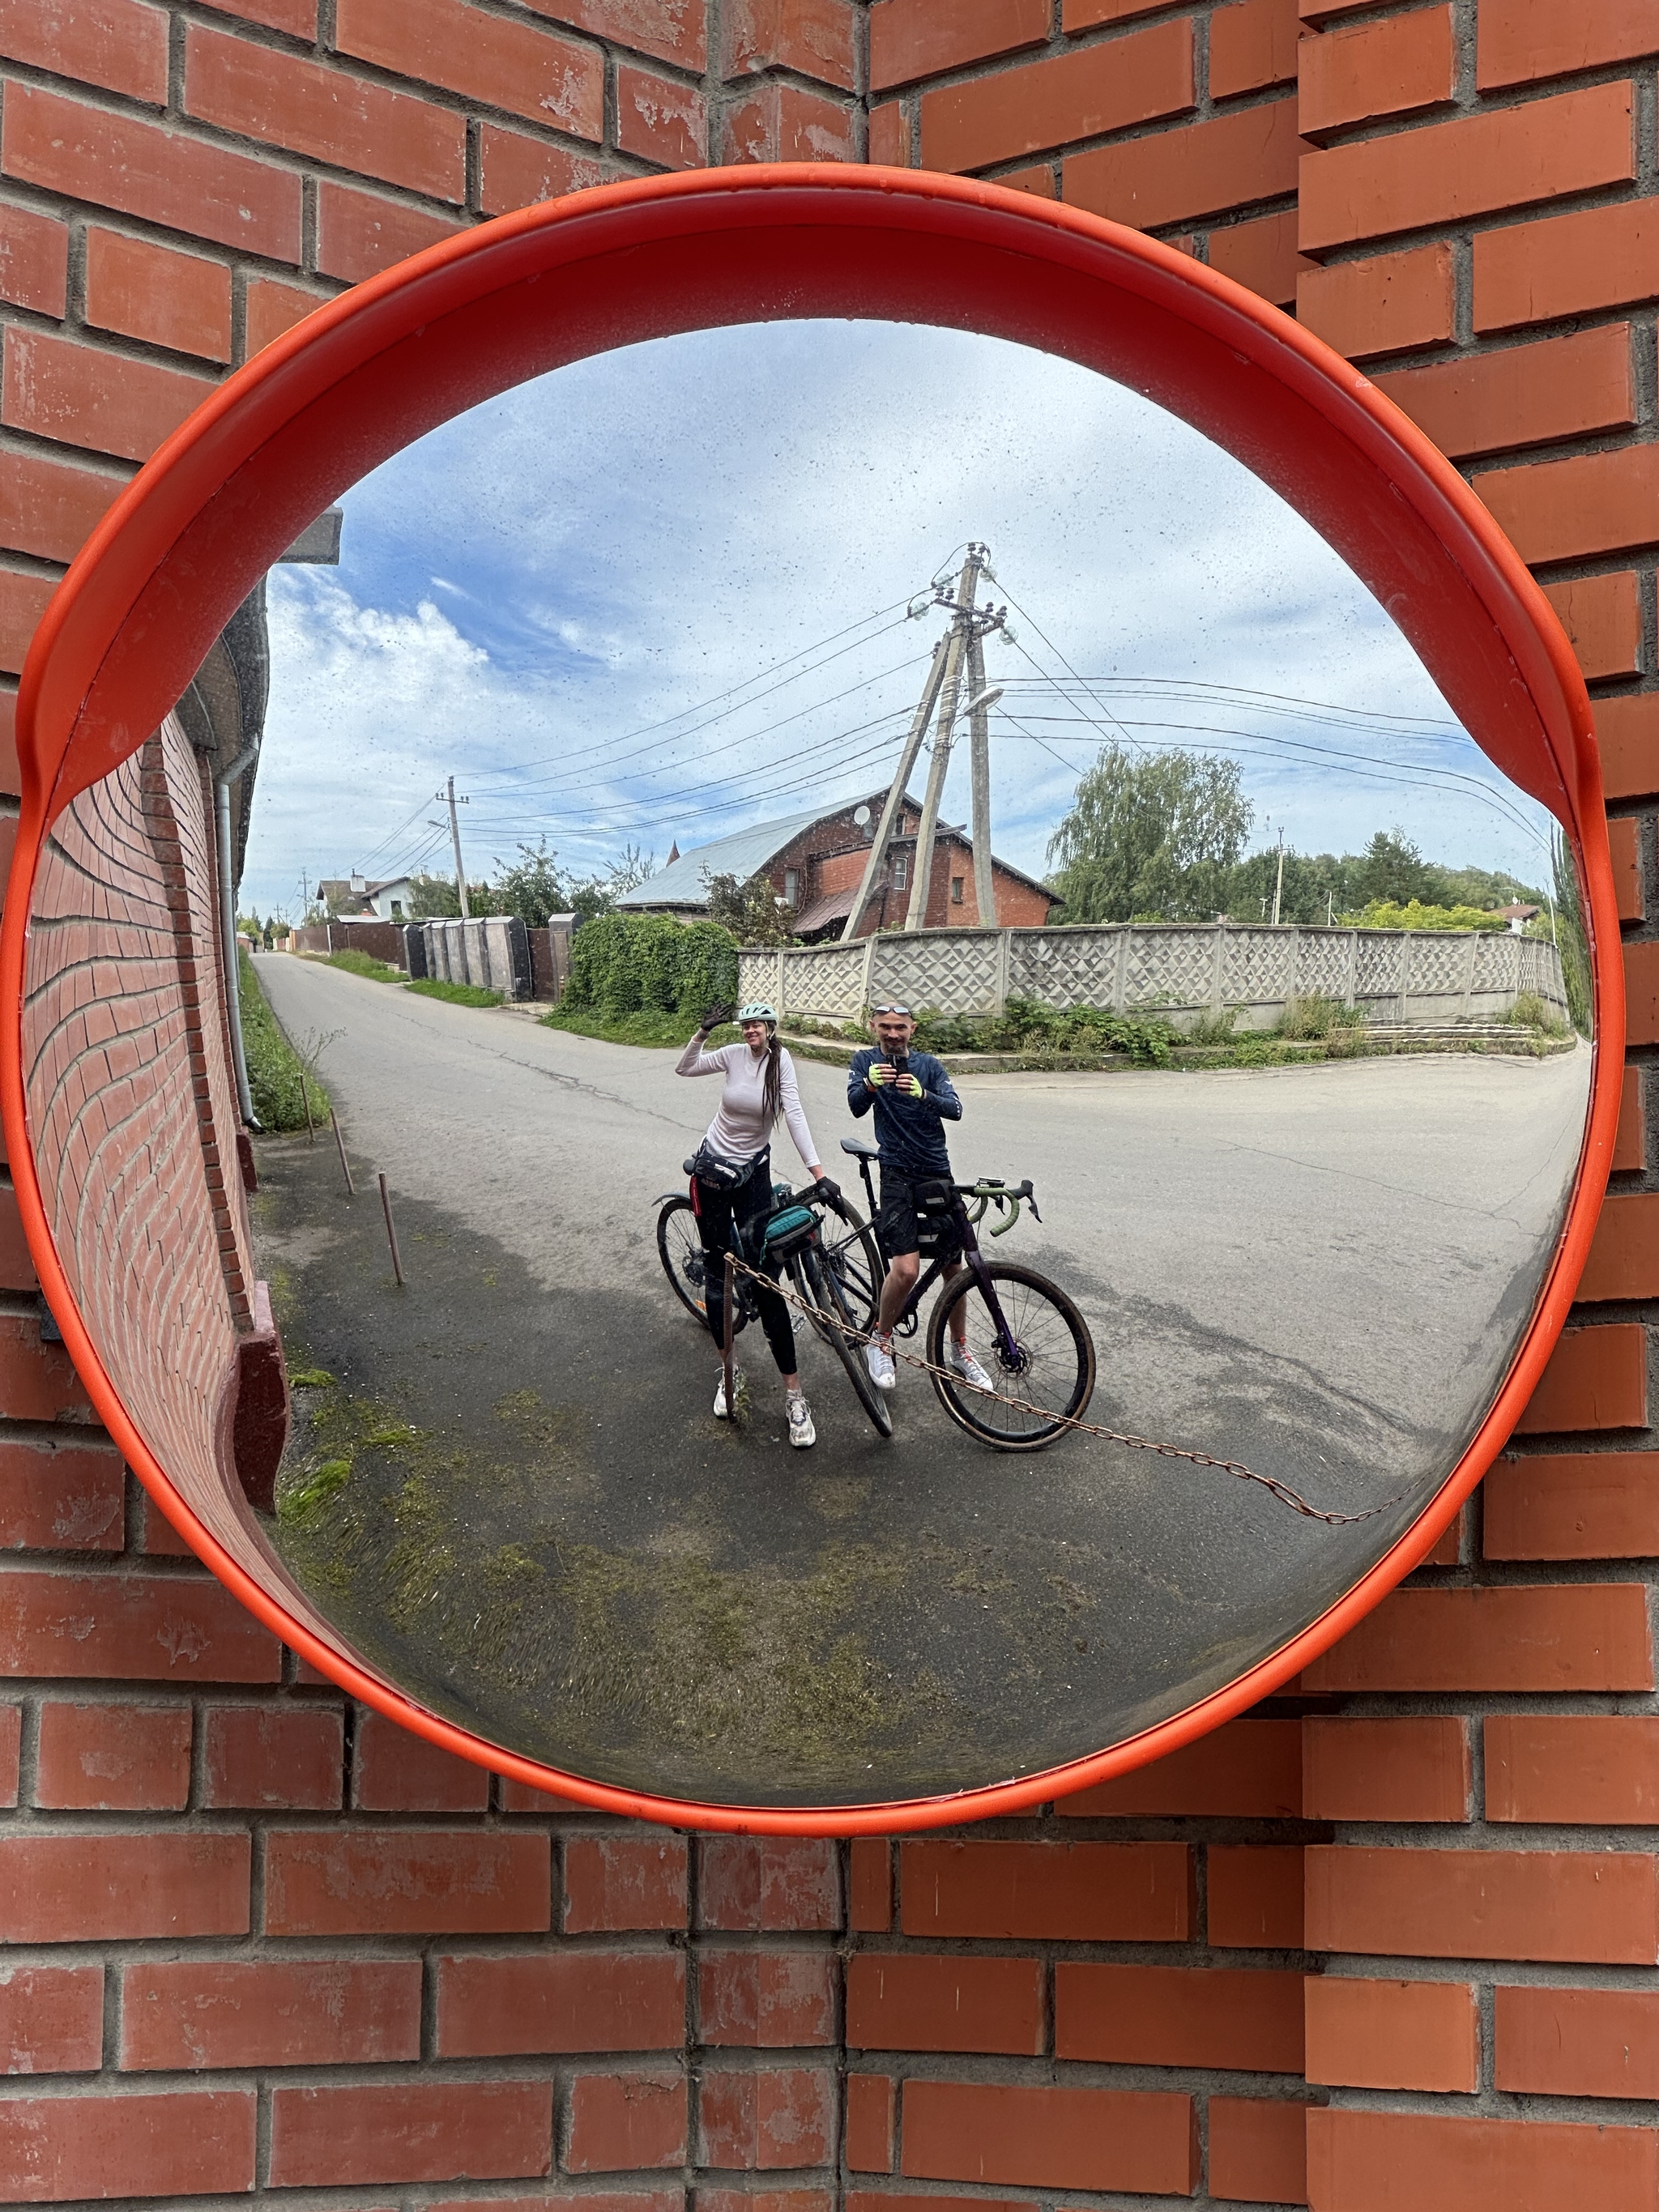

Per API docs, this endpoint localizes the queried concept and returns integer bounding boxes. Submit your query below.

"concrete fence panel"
[416,917,532,998]
[740,923,1570,1032]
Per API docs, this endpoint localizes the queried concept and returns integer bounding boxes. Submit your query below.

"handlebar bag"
[761,1203,817,1260]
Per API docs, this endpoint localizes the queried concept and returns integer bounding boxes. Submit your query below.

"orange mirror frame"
[2,166,1622,1833]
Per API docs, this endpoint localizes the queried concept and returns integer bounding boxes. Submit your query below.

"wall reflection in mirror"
[25,321,1593,1807]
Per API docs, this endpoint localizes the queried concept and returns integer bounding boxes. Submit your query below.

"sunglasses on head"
[871,1004,912,1017]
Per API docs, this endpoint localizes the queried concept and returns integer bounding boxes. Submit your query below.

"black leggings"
[695,1166,797,1375]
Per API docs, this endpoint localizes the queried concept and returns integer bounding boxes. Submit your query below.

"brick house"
[618,791,1055,936]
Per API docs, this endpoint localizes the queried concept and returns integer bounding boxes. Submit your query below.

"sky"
[244,320,1557,918]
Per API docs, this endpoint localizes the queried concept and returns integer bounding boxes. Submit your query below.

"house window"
[893,856,908,890]
[783,868,799,908]
[951,877,964,905]
[390,899,403,919]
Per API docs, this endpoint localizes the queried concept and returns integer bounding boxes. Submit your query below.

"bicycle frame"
[843,1154,1025,1369]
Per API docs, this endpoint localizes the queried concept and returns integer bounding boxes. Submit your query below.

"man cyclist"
[847,1003,994,1395]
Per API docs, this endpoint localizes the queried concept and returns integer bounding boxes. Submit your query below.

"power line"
[464,599,923,786]
[994,717,1550,857]
[472,641,932,804]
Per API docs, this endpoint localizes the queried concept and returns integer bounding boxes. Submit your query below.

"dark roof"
[791,885,859,936]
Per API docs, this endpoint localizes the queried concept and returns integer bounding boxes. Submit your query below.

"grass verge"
[406,977,503,1008]
[239,951,330,1131]
[317,948,403,983]
[539,1006,738,1048]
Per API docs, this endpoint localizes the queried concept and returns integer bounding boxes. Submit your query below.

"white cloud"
[243,322,1553,918]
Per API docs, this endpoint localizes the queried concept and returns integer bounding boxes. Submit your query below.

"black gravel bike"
[655,1163,891,1436]
[836,1136,1097,1452]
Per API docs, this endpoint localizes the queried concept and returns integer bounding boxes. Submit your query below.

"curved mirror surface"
[25,320,1593,1805]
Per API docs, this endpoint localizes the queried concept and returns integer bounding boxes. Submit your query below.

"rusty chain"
[725,1251,1407,1528]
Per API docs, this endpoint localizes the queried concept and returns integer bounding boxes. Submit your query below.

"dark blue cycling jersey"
[847,1046,962,1178]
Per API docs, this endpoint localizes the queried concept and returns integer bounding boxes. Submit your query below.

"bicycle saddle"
[840,1137,881,1160]
[682,1157,698,1176]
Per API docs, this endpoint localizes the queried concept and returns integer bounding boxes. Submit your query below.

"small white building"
[318,874,416,921]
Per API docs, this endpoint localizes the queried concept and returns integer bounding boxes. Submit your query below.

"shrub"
[1277,991,1364,1041]
[1183,1007,1239,1046]
[904,995,1174,1067]
[1341,899,1507,933]
[565,911,738,1018]
[1507,991,1567,1037]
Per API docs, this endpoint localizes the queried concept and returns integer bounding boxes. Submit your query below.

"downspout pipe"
[215,738,261,1129]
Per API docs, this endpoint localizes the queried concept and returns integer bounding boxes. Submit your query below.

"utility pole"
[849,545,1006,938]
[1271,829,1286,927]
[845,630,952,940]
[442,777,471,918]
[967,628,996,924]
[904,549,981,933]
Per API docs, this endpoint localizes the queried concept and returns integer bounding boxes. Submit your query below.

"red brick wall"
[2,2,1657,2206]
[20,716,254,1528]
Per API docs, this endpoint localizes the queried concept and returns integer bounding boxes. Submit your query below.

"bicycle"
[655,1162,892,1437]
[836,1136,1097,1452]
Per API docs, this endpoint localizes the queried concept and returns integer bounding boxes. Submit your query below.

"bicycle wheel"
[927,1262,1095,1451]
[802,1242,892,1439]
[656,1196,710,1323]
[808,1187,883,1340]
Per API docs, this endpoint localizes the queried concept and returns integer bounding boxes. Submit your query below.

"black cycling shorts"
[877,1169,962,1264]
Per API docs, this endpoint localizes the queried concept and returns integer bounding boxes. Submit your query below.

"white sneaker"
[946,1341,996,1392]
[866,1332,897,1391]
[787,1390,816,1447]
[714,1367,743,1418]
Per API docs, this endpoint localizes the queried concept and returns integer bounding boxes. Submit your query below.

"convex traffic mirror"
[6,170,1620,1829]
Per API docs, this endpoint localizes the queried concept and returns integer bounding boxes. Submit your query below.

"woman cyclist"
[676,999,826,1447]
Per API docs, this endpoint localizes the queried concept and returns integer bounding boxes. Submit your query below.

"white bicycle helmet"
[737,1000,778,1023]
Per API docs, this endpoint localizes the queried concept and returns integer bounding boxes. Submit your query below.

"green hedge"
[563,913,738,1018]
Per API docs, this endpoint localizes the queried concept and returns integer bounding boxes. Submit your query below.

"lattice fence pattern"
[740,924,1570,1029]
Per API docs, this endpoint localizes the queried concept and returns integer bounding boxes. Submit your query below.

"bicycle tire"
[808,1187,883,1341]
[927,1262,1095,1452]
[802,1242,892,1439]
[656,1196,710,1323]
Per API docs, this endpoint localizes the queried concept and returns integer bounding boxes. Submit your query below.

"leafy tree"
[607,843,655,895]
[1540,825,1590,1036]
[1217,847,1357,926]
[1046,745,1253,923]
[407,872,499,918]
[1432,860,1547,910]
[1350,828,1437,907]
[494,838,565,929]
[703,869,795,945]
[409,872,461,919]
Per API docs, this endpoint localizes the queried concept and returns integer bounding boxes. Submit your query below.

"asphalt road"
[250,954,1592,1807]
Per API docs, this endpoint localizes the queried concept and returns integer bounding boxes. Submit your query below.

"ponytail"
[761,1030,783,1129]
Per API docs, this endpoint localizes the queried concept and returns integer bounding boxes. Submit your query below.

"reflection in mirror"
[27,322,1593,1807]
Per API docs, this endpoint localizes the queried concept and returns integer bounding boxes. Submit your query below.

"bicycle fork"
[960,1230,1023,1372]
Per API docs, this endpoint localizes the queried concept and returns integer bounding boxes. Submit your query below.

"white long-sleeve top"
[676,1034,820,1170]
